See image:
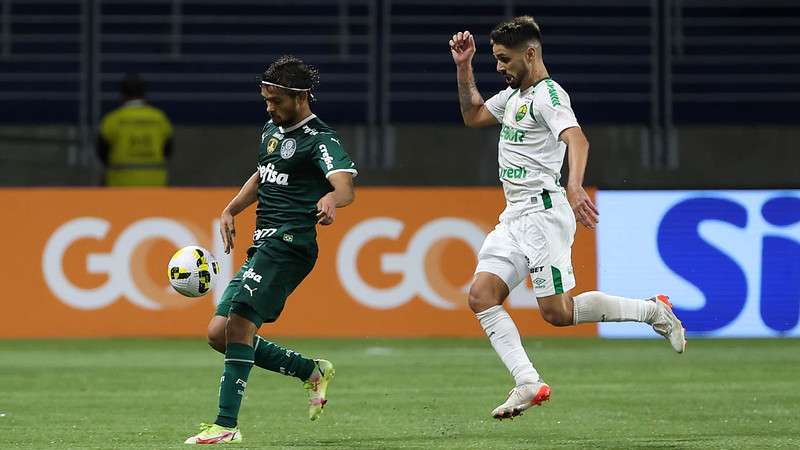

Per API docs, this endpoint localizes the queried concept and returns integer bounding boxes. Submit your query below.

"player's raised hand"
[220,209,236,253]
[450,30,476,66]
[567,186,600,230]
[316,193,337,226]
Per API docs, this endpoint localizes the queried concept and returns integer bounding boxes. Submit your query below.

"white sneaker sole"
[655,295,687,353]
[492,383,551,420]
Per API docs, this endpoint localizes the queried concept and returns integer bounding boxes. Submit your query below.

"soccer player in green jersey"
[185,56,357,445]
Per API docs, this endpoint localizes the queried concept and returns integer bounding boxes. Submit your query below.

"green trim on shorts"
[551,266,564,294]
[542,190,553,209]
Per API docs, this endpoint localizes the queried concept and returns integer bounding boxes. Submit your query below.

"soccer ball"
[167,245,220,297]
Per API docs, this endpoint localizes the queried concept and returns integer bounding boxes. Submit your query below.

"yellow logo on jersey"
[267,137,279,154]
[515,104,528,121]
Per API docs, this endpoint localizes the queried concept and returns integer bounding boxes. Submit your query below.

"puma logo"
[331,138,340,145]
[243,284,257,296]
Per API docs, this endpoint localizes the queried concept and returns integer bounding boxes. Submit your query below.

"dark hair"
[490,16,542,49]
[120,73,146,98]
[259,55,320,98]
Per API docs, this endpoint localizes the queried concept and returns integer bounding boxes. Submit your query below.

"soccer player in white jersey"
[450,16,687,420]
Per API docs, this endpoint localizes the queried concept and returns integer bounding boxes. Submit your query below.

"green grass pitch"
[1,337,798,449]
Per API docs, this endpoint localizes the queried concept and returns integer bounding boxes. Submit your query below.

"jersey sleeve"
[484,87,514,122]
[533,83,580,140]
[312,133,358,178]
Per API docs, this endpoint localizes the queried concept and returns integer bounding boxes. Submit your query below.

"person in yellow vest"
[97,74,173,186]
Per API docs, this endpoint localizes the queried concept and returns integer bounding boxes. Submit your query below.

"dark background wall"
[1,0,798,187]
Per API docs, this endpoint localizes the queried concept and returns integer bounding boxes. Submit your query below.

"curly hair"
[489,16,542,49]
[260,55,320,98]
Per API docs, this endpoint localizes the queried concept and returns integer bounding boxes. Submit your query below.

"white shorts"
[475,200,577,297]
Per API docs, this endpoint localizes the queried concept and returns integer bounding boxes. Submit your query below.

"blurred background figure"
[97,74,173,186]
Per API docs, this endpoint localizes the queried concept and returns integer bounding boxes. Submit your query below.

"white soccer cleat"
[650,294,686,353]
[491,381,551,420]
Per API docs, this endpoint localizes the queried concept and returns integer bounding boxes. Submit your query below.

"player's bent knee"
[468,286,498,314]
[207,328,226,353]
[468,273,509,313]
[207,316,227,353]
[467,293,486,314]
[539,306,572,327]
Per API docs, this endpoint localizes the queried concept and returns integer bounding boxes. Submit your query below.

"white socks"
[476,293,657,385]
[476,305,540,386]
[572,291,658,325]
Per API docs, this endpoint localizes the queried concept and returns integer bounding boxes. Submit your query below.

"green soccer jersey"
[253,114,356,250]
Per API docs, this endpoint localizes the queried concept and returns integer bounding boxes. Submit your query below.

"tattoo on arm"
[458,80,481,116]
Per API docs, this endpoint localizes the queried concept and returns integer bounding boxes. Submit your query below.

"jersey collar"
[279,113,317,134]
[518,77,551,98]
[527,77,551,94]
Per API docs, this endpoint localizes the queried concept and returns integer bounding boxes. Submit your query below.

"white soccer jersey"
[484,78,579,220]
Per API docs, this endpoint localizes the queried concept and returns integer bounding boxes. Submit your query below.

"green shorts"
[215,238,317,328]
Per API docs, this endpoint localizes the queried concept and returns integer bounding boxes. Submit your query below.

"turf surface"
[1,338,798,449]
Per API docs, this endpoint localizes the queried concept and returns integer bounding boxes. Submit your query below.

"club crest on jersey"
[515,104,528,122]
[280,138,297,159]
[267,137,279,154]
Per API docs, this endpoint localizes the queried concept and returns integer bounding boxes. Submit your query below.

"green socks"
[213,339,318,428]
[215,343,254,428]
[253,335,316,381]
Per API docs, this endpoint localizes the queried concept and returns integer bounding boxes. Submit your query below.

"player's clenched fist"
[450,30,476,66]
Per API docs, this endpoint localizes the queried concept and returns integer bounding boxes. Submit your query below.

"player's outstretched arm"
[316,172,355,226]
[450,30,498,128]
[219,170,259,253]
[561,127,599,230]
